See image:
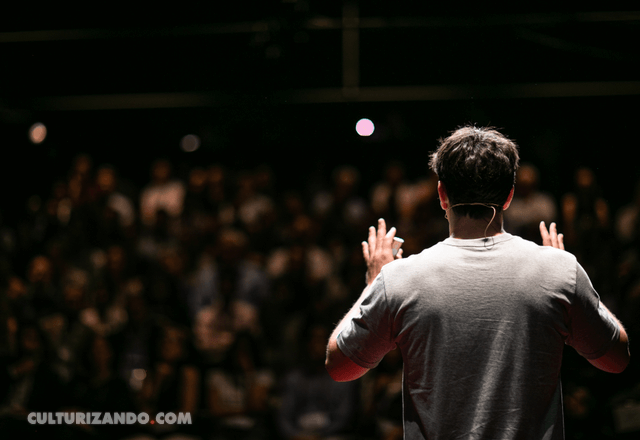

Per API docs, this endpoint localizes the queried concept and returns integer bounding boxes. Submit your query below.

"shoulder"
[377,244,448,293]
[505,236,580,292]
[508,234,577,269]
[519,235,576,264]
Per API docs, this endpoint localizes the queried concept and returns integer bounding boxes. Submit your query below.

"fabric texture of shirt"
[337,233,620,440]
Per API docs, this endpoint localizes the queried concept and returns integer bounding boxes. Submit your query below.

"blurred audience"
[0,151,635,439]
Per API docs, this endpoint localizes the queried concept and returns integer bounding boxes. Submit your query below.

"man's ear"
[503,187,515,210]
[437,181,449,210]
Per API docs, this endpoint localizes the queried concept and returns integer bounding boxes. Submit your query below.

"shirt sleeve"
[565,262,620,360]
[336,271,397,369]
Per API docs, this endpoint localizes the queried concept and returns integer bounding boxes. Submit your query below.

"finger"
[557,233,565,251]
[362,240,370,261]
[394,248,403,259]
[368,225,377,254]
[550,222,559,248]
[378,220,396,256]
[375,219,390,258]
[377,218,387,244]
[539,221,551,246]
[385,227,397,253]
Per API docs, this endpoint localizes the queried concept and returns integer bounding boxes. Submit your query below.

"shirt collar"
[443,232,515,248]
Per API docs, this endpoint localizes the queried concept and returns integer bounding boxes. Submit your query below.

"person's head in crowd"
[253,164,275,195]
[70,153,93,180]
[158,324,189,364]
[96,164,118,194]
[575,167,596,191]
[67,173,87,206]
[0,307,18,356]
[106,244,127,276]
[332,166,360,200]
[61,268,89,313]
[27,255,53,286]
[282,191,305,218]
[16,320,46,359]
[81,332,115,376]
[150,159,173,185]
[383,161,406,187]
[5,276,27,302]
[159,245,187,277]
[206,164,227,202]
[187,167,208,193]
[429,125,520,219]
[291,214,320,244]
[298,322,330,370]
[235,170,257,202]
[221,331,263,373]
[514,163,540,198]
[216,228,249,265]
[124,281,149,324]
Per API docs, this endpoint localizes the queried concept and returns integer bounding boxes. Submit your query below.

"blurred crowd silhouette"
[0,153,638,439]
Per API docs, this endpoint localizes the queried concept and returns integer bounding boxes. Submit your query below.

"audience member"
[276,322,358,440]
[140,159,186,230]
[93,164,137,243]
[189,228,269,328]
[138,323,201,439]
[205,331,274,440]
[370,161,408,226]
[561,166,617,303]
[311,165,370,246]
[504,163,558,243]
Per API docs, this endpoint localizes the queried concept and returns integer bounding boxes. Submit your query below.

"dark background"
[1,4,639,213]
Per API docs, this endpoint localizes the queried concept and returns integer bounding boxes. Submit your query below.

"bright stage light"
[355,118,375,137]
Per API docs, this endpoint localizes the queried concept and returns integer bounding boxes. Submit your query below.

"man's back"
[328,126,628,438]
[337,233,619,439]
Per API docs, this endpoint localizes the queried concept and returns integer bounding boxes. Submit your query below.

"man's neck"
[448,213,505,239]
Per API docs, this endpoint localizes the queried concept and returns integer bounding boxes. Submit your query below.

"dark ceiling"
[1,4,639,209]
[3,6,639,103]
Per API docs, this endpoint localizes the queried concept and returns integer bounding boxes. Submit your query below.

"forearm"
[588,303,630,373]
[325,284,372,382]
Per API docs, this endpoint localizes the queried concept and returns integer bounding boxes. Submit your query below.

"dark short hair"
[429,125,520,218]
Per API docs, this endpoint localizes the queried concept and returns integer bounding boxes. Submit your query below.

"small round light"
[355,118,375,137]
[29,122,47,144]
[132,369,147,381]
[180,134,200,152]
